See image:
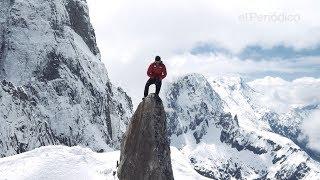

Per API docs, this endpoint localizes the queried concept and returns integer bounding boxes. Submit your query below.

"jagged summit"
[117,93,174,180]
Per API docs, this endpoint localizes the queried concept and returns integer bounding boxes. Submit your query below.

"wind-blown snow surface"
[0,145,209,180]
[0,0,132,157]
[162,74,320,179]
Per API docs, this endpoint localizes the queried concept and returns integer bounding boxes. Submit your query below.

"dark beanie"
[155,56,161,61]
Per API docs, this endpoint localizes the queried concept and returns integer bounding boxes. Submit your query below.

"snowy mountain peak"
[207,75,269,131]
[164,74,320,179]
[163,73,223,141]
[209,75,250,92]
[164,73,223,112]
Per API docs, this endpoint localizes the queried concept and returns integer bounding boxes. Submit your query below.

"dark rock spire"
[117,94,174,180]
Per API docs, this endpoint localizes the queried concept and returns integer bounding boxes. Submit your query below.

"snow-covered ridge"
[263,103,320,161]
[249,76,320,160]
[208,75,269,131]
[163,73,223,142]
[163,73,320,179]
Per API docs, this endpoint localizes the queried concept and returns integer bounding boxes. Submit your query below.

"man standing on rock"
[144,56,167,98]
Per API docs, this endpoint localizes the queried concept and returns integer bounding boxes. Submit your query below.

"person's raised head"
[155,56,161,62]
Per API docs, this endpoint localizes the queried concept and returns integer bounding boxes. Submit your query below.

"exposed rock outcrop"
[117,94,174,180]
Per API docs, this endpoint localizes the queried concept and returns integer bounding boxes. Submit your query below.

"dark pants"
[144,78,162,97]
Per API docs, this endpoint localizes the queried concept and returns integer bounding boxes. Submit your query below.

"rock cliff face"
[117,94,174,180]
[0,0,132,157]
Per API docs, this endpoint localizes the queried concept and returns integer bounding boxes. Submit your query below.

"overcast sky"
[86,0,320,152]
[86,0,320,104]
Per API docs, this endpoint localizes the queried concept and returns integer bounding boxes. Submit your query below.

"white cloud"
[166,53,320,79]
[249,76,320,113]
[87,0,320,59]
[301,110,320,153]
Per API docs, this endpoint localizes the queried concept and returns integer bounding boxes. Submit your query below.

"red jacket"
[147,61,167,79]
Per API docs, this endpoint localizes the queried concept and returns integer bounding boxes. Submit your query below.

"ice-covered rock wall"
[0,0,132,157]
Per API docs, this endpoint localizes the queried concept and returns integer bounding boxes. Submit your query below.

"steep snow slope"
[163,74,223,143]
[208,76,269,131]
[0,145,210,180]
[263,104,320,161]
[263,104,319,142]
[247,76,320,160]
[163,74,320,179]
[0,0,132,157]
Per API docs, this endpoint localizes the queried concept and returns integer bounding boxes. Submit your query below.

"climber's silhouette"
[143,56,167,98]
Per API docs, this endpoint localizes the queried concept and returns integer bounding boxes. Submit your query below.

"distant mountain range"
[163,74,320,179]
